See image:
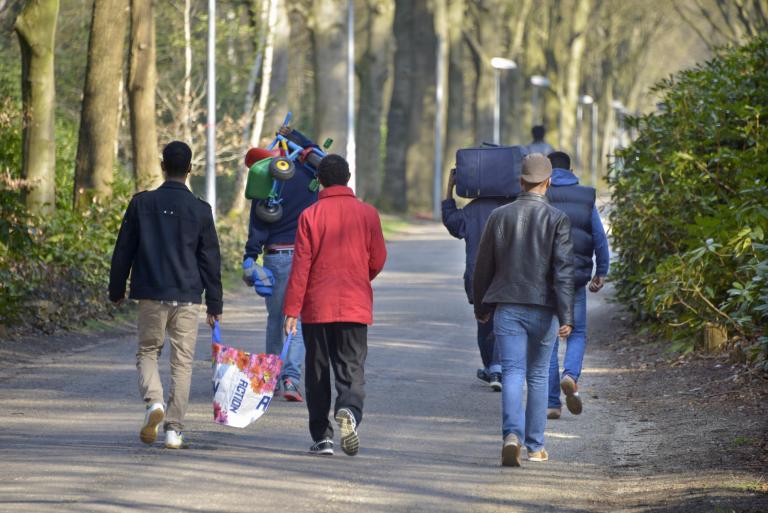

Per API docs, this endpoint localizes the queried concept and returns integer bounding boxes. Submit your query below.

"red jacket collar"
[319,185,355,199]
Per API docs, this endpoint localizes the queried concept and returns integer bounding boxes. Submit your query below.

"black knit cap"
[162,141,192,176]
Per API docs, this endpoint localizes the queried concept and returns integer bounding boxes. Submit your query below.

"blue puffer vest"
[546,169,596,287]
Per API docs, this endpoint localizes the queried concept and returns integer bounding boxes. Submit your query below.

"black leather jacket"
[472,192,575,326]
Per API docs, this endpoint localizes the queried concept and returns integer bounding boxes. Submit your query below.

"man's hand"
[446,168,456,199]
[278,125,292,137]
[110,298,124,306]
[589,275,605,293]
[558,325,572,339]
[284,316,298,336]
[475,311,491,324]
[207,313,220,328]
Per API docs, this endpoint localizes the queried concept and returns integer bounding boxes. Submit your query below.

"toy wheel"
[269,157,295,181]
[254,201,283,223]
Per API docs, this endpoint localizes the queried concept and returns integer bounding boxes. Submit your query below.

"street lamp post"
[610,100,626,175]
[575,94,593,177]
[530,75,550,127]
[590,101,598,190]
[206,0,216,218]
[346,0,356,194]
[490,57,517,145]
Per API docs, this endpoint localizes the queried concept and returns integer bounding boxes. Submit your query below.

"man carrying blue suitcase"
[442,153,518,390]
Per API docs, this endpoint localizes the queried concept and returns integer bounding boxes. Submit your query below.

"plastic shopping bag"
[211,321,292,428]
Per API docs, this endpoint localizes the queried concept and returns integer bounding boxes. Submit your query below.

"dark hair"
[317,154,350,187]
[162,141,192,177]
[531,125,546,141]
[547,151,571,170]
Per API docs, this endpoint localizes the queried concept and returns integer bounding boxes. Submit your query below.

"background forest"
[0,0,766,355]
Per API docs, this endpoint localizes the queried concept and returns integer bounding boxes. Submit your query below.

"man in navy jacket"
[244,127,318,401]
[110,141,222,449]
[442,169,512,391]
[545,151,610,419]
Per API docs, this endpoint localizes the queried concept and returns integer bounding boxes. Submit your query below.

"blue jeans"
[477,320,501,374]
[494,303,557,451]
[263,253,306,383]
[548,286,586,408]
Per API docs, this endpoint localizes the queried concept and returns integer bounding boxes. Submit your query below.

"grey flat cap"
[521,153,553,183]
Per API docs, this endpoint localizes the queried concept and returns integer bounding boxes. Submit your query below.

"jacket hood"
[551,168,579,186]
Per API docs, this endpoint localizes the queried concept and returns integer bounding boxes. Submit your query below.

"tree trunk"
[264,0,289,133]
[285,1,314,131]
[559,0,592,154]
[467,1,503,145]
[381,0,436,212]
[354,0,393,202]
[443,0,469,172]
[227,0,268,218]
[14,0,58,215]
[249,0,276,148]
[128,0,162,192]
[73,0,128,208]
[311,0,348,155]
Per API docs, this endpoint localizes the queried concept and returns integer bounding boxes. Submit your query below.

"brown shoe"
[547,407,561,419]
[560,375,582,415]
[501,434,522,467]
[527,448,549,462]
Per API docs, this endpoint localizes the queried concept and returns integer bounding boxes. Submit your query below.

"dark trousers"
[303,322,368,442]
[477,318,499,370]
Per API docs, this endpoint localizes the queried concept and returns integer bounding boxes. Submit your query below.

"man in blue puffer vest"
[545,151,610,419]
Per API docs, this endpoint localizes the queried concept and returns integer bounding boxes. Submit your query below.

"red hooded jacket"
[283,186,387,325]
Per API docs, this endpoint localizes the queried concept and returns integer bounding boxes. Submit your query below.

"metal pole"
[591,103,598,190]
[574,102,583,175]
[493,68,501,145]
[433,35,445,220]
[346,0,356,194]
[206,0,216,218]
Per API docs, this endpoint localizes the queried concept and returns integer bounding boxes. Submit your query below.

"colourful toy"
[244,112,330,223]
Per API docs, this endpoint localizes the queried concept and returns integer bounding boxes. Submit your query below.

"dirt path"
[0,223,765,513]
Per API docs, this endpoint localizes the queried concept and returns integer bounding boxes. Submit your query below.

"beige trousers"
[136,300,201,431]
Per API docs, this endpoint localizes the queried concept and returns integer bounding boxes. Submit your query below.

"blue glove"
[242,257,275,297]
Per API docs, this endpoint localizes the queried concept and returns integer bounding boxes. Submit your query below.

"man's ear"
[160,160,166,173]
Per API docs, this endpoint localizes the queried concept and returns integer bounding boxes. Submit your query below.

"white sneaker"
[140,403,164,445]
[165,430,185,449]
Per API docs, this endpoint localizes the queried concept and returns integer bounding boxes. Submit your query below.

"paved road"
[0,224,623,513]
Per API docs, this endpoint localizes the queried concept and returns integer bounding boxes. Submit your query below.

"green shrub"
[609,36,768,366]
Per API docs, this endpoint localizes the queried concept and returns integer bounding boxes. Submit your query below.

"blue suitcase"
[455,145,526,199]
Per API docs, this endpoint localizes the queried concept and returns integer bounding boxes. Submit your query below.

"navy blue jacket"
[442,197,512,303]
[109,181,223,315]
[244,130,319,258]
[546,168,610,287]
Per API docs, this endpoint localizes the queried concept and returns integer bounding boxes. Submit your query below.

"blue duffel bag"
[455,144,527,199]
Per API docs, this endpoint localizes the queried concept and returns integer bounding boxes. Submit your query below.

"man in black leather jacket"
[473,153,574,467]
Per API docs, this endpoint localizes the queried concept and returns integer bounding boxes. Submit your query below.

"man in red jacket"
[283,154,387,457]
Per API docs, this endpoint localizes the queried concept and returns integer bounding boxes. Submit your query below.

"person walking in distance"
[109,141,222,449]
[473,153,574,467]
[283,155,387,457]
[545,151,609,419]
[527,125,555,156]
[243,126,319,402]
[442,168,511,391]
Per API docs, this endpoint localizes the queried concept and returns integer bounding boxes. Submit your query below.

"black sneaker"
[335,408,359,456]
[309,439,334,455]
[476,368,491,384]
[489,372,502,392]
